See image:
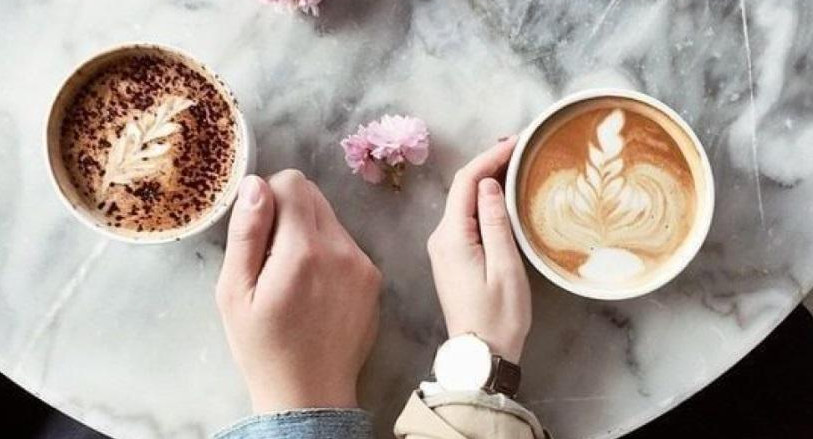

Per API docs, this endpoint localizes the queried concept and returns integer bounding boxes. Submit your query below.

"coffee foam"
[518,98,702,288]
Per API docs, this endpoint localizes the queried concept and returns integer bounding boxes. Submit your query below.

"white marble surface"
[1,1,812,438]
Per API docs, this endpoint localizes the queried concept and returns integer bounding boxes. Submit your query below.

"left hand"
[216,171,382,412]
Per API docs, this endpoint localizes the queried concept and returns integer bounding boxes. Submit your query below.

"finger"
[445,135,517,222]
[266,169,317,248]
[306,181,352,241]
[363,296,381,355]
[477,178,523,281]
[218,175,275,300]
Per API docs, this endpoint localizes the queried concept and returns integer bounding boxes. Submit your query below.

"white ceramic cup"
[505,88,714,300]
[44,43,255,244]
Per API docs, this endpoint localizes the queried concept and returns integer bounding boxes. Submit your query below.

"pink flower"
[340,128,385,184]
[260,0,322,16]
[366,115,430,166]
[340,114,430,189]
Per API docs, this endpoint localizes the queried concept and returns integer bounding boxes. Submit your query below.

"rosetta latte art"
[530,109,689,283]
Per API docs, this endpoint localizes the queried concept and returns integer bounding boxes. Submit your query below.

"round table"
[2,1,811,438]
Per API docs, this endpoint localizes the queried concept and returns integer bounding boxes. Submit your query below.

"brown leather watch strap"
[486,355,522,398]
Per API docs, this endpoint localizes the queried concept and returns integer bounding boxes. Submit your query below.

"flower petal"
[358,161,385,184]
[403,143,429,165]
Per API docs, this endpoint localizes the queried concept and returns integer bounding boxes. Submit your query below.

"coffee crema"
[59,54,236,233]
[518,97,701,287]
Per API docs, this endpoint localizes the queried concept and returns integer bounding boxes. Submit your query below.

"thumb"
[217,175,275,304]
[477,178,522,281]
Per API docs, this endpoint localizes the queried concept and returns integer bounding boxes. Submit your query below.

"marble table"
[1,0,812,438]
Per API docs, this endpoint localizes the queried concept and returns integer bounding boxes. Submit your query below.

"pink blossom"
[366,115,430,166]
[260,0,322,16]
[339,114,430,189]
[340,128,385,184]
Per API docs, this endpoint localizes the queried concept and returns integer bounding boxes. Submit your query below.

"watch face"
[434,334,492,392]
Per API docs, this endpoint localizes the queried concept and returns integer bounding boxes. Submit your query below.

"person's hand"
[427,136,531,363]
[216,170,382,413]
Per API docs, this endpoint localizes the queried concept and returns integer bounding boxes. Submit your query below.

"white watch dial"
[434,334,492,392]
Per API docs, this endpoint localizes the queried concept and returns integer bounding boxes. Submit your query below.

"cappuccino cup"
[505,89,714,300]
[44,43,255,244]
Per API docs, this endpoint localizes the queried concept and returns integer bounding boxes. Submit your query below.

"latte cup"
[44,43,255,244]
[505,89,714,300]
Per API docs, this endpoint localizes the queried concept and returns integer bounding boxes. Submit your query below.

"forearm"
[216,409,373,439]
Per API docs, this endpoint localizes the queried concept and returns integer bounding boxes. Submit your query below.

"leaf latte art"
[99,96,195,198]
[525,107,695,284]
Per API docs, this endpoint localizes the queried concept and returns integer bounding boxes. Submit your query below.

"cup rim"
[43,42,253,245]
[505,88,715,300]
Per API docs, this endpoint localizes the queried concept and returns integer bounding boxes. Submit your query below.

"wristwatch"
[430,333,522,398]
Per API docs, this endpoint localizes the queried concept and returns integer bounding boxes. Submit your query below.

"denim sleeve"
[214,409,374,439]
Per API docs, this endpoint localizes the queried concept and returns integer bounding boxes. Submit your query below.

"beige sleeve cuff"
[394,390,550,439]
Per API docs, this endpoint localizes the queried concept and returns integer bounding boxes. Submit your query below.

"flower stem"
[386,163,406,191]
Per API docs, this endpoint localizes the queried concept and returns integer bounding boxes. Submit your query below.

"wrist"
[489,337,525,364]
[249,379,358,413]
[447,327,525,363]
[252,393,358,414]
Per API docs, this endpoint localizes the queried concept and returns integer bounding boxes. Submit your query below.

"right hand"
[216,170,382,413]
[426,136,532,363]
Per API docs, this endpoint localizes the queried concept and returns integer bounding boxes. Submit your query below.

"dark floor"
[628,305,813,438]
[3,306,813,439]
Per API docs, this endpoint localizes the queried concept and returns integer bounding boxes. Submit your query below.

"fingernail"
[238,177,262,210]
[479,178,501,196]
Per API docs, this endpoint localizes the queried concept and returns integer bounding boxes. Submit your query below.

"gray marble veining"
[1,1,811,438]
